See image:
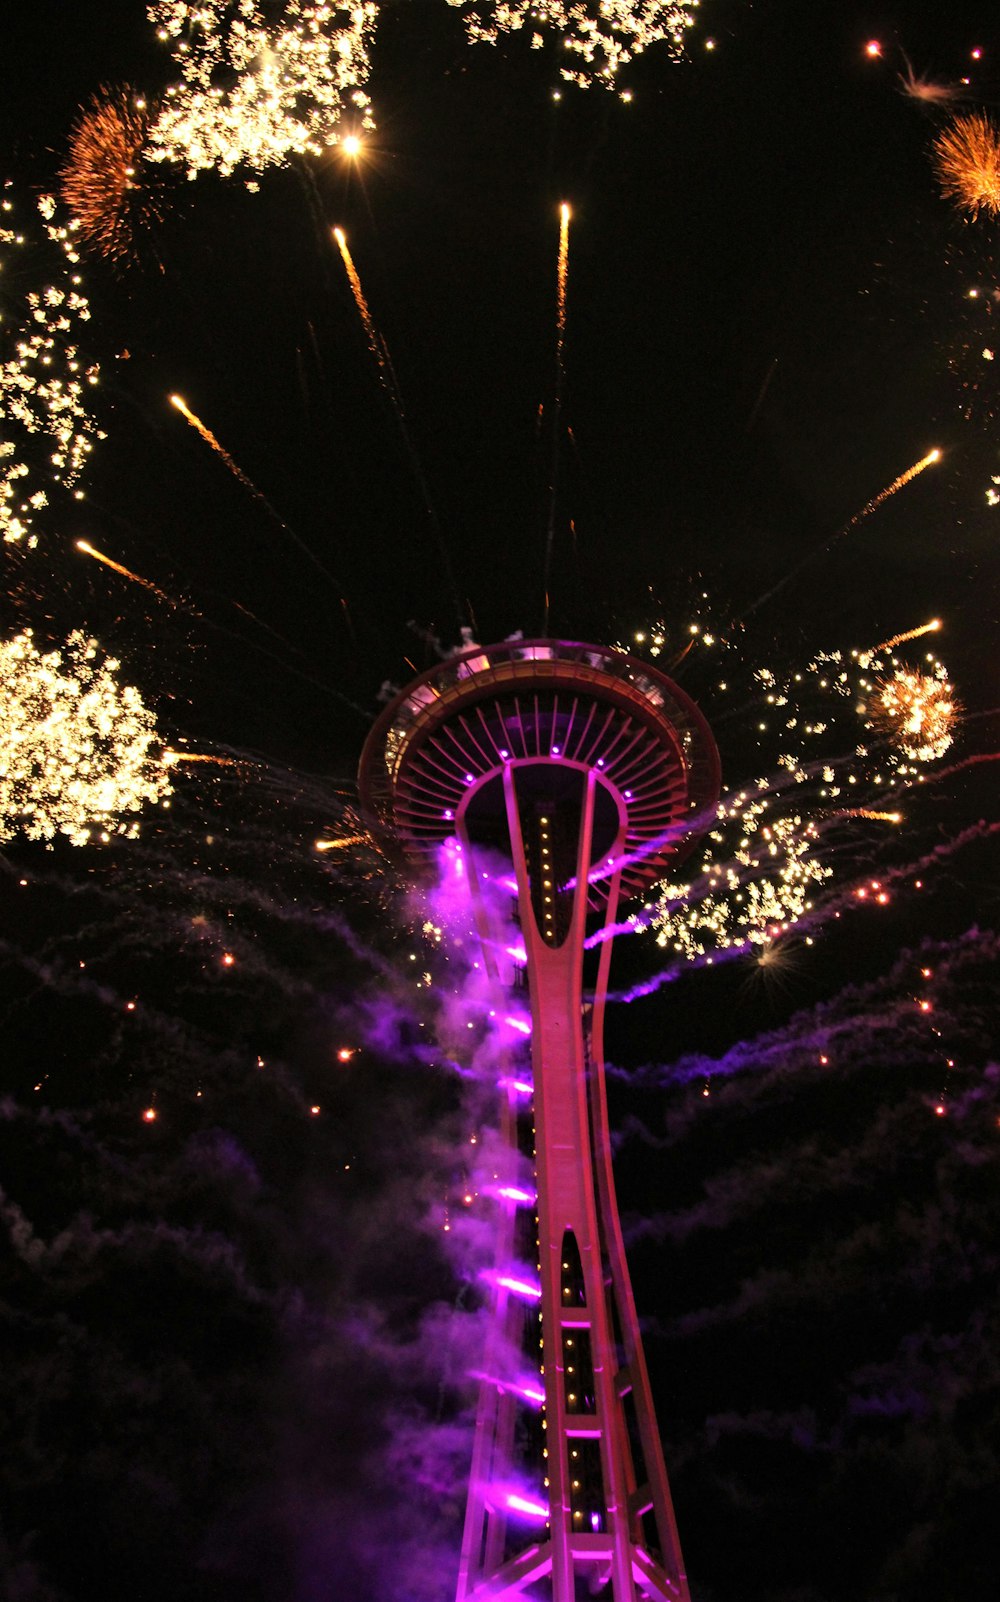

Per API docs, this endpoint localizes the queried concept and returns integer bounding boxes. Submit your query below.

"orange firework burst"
[60,87,159,264]
[932,112,1000,218]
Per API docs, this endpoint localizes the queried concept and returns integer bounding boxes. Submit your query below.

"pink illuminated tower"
[359,640,719,1602]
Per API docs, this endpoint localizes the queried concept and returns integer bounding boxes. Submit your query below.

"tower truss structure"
[360,640,720,1602]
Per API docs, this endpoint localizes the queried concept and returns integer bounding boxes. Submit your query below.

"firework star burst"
[59,87,161,266]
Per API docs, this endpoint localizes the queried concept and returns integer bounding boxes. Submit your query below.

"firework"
[556,201,570,343]
[933,112,1000,218]
[898,61,965,106]
[841,448,941,534]
[332,228,389,385]
[331,227,463,622]
[0,189,103,550]
[863,618,941,661]
[445,1,700,93]
[76,538,177,608]
[169,393,351,599]
[168,392,264,497]
[744,450,941,618]
[162,749,242,767]
[146,2,377,180]
[862,665,957,764]
[0,631,171,847]
[59,87,158,265]
[610,613,958,964]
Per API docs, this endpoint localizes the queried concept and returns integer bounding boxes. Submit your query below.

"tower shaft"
[454,763,689,1602]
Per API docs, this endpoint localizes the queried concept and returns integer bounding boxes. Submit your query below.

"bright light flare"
[503,1014,533,1036]
[504,1491,549,1520]
[493,1272,543,1301]
[497,1185,535,1204]
[498,1077,534,1097]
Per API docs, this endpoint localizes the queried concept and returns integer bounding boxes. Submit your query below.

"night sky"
[2,5,1000,1601]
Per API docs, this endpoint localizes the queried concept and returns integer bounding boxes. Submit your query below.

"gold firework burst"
[60,88,158,264]
[0,630,171,846]
[865,667,958,763]
[932,112,1000,219]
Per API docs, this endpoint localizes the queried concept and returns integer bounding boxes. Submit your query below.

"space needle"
[360,638,719,1602]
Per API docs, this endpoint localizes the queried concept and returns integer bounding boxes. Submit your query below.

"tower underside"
[359,642,720,1602]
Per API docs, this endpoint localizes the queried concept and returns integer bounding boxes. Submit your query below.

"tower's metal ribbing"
[360,641,720,1602]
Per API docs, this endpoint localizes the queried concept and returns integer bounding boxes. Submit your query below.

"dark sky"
[2,5,1000,1601]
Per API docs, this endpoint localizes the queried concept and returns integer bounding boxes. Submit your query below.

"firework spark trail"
[332,228,393,395]
[925,749,1000,785]
[168,394,351,605]
[542,203,571,635]
[168,393,264,497]
[331,227,464,628]
[796,817,1000,931]
[79,541,367,722]
[842,448,942,533]
[861,617,942,664]
[162,751,242,768]
[742,448,942,618]
[76,538,178,608]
